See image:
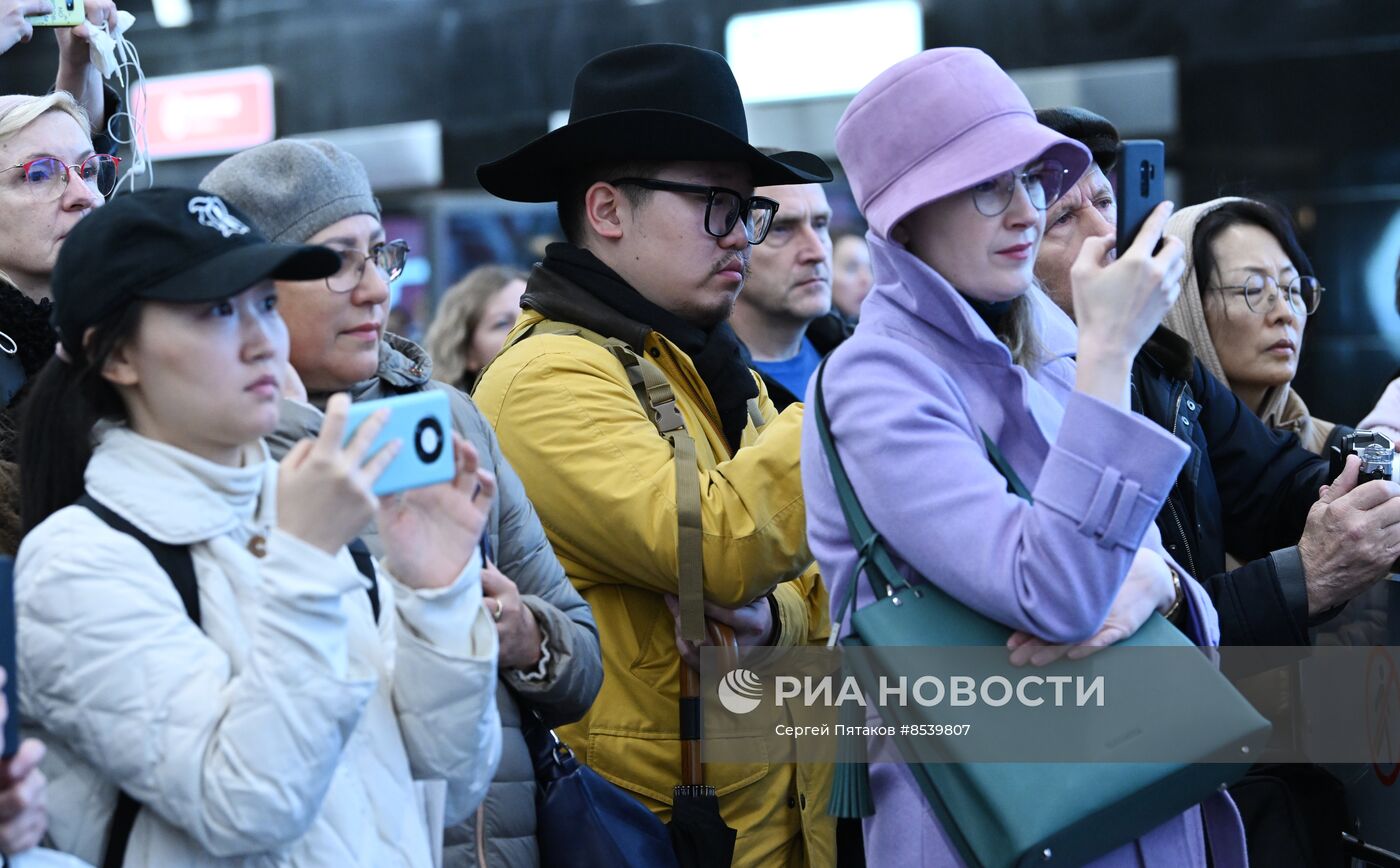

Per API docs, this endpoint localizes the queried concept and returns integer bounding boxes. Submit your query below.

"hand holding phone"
[277,393,396,555]
[1114,140,1166,255]
[2,0,56,54]
[1070,193,1185,366]
[378,431,497,591]
[342,392,456,497]
[24,0,83,28]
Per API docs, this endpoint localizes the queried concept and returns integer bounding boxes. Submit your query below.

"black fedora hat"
[477,43,833,202]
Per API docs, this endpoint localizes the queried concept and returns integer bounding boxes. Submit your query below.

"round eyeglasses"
[3,154,121,202]
[1218,274,1324,316]
[610,177,780,244]
[325,240,410,293]
[970,160,1069,217]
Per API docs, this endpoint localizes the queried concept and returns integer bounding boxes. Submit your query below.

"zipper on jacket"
[476,804,487,868]
[1165,385,1198,580]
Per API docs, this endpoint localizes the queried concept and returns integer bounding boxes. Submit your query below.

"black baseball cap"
[51,187,341,355]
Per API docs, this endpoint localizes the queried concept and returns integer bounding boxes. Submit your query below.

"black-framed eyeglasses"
[325,239,410,293]
[610,177,780,244]
[1218,273,1325,316]
[2,154,121,201]
[970,160,1069,217]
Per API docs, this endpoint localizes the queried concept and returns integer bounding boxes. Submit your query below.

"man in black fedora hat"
[474,42,835,867]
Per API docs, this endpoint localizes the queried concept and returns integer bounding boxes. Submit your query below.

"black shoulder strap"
[78,494,201,625]
[80,500,382,868]
[347,538,380,624]
[78,494,199,868]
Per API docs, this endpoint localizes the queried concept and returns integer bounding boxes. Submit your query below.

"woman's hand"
[52,0,119,131]
[482,562,544,670]
[277,393,397,555]
[378,434,496,591]
[0,0,52,55]
[54,0,117,65]
[1007,548,1176,666]
[1071,201,1187,408]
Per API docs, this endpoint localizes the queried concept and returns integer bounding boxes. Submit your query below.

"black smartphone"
[0,556,17,759]
[1114,139,1166,255]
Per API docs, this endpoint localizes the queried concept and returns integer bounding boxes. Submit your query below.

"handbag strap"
[812,360,914,641]
[813,358,1033,641]
[981,430,1032,502]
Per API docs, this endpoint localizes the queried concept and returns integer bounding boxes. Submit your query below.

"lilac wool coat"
[801,234,1248,868]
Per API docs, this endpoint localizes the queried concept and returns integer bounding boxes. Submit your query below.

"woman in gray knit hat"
[202,139,603,868]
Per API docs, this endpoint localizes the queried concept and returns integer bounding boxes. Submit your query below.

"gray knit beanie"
[200,139,380,244]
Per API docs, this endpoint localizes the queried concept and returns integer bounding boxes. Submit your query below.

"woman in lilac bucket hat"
[800,48,1248,866]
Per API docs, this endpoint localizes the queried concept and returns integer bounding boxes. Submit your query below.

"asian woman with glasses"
[1163,198,1334,454]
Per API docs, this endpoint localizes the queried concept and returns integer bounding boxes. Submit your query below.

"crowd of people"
[1,4,1399,867]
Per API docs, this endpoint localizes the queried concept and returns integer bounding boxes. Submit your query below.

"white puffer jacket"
[15,427,501,867]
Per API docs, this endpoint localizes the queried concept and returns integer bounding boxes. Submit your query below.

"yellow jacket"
[473,280,833,868]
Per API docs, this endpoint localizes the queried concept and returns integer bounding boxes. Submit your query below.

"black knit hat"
[1034,106,1120,172]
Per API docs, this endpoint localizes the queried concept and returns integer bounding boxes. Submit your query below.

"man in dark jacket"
[728,170,852,410]
[1034,106,1400,647]
[1035,106,1400,868]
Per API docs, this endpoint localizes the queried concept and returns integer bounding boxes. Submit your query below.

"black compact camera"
[1329,429,1395,484]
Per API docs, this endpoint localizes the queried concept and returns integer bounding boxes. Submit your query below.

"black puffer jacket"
[1130,326,1342,646]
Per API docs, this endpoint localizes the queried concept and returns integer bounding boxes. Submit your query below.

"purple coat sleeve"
[821,337,1190,645]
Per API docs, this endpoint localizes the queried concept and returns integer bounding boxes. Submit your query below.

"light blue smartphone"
[343,391,455,496]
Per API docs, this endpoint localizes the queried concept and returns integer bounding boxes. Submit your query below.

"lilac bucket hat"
[835,48,1092,240]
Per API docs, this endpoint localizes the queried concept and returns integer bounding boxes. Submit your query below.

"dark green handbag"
[813,358,1270,868]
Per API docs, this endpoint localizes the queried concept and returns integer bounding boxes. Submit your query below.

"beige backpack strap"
[506,321,706,643]
[747,397,765,430]
[605,344,706,644]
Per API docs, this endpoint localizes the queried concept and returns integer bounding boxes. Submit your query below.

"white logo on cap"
[187,196,251,239]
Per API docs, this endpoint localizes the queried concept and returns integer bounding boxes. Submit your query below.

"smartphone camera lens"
[414,417,445,463]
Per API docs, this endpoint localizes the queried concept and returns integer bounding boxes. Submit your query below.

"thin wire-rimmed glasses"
[610,177,780,244]
[2,154,121,201]
[970,160,1069,217]
[1218,274,1325,316]
[325,240,410,293]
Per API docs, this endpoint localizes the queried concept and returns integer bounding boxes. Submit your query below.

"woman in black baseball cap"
[12,188,505,866]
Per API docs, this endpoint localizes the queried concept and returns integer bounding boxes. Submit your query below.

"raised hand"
[378,434,495,591]
[1071,201,1187,409]
[0,0,52,55]
[277,393,397,554]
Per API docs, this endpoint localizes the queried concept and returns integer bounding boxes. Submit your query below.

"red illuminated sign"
[132,66,276,160]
